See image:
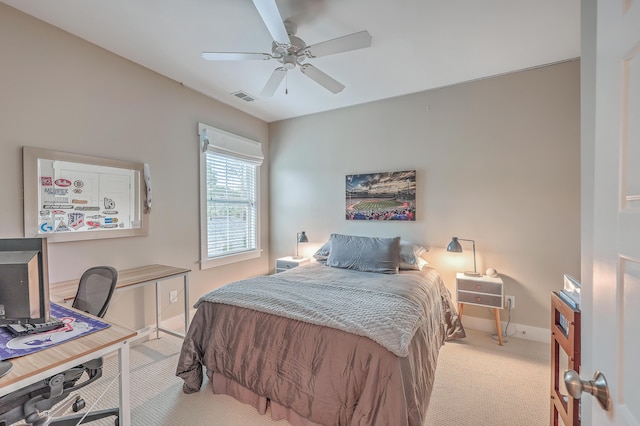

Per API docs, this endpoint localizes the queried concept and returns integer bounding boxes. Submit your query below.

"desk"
[51,264,191,339]
[0,319,136,425]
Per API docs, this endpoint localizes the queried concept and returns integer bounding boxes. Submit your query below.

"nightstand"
[455,272,504,345]
[275,256,309,273]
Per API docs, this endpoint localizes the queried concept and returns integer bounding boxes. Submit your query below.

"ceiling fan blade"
[300,64,345,94]
[305,30,372,58]
[261,68,287,97]
[202,52,272,61]
[252,0,291,46]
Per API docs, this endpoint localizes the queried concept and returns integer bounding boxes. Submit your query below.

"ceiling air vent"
[231,91,256,102]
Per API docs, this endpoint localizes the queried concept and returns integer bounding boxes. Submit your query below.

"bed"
[176,235,465,426]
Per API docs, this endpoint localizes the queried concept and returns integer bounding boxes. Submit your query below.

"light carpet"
[43,329,550,425]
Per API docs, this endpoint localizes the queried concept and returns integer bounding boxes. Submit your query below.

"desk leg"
[119,339,131,426]
[493,308,503,346]
[183,274,190,335]
[155,281,161,340]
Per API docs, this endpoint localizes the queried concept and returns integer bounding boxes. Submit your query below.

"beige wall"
[269,60,581,330]
[1,3,580,333]
[0,4,270,327]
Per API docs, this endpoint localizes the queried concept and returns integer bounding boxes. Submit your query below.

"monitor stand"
[0,360,13,377]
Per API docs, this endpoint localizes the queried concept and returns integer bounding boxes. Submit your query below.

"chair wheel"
[72,398,86,412]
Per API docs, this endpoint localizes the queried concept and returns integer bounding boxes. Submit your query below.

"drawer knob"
[476,296,482,302]
[475,285,482,290]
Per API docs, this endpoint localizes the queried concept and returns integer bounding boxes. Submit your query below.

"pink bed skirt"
[211,372,323,426]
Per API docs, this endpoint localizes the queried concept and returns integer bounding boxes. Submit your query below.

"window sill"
[199,249,263,270]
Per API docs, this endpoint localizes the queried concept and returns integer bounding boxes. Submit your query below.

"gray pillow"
[327,234,401,274]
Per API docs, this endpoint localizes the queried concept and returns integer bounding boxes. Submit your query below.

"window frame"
[198,123,263,269]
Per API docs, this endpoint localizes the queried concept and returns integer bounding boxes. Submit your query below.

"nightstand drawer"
[458,279,502,296]
[275,257,309,273]
[276,259,300,270]
[457,291,502,308]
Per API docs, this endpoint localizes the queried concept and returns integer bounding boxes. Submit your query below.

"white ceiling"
[2,0,580,123]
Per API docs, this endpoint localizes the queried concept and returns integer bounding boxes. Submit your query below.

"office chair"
[72,266,118,319]
[0,266,120,426]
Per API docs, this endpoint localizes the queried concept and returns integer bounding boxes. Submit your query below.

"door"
[582,0,640,424]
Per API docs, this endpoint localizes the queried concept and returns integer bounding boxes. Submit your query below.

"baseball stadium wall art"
[345,170,416,221]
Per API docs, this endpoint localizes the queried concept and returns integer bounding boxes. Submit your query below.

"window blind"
[205,151,257,258]
[198,123,262,266]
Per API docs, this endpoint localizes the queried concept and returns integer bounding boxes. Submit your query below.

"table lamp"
[447,236,481,276]
[294,231,308,259]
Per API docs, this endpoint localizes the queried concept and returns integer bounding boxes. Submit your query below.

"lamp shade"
[447,237,462,253]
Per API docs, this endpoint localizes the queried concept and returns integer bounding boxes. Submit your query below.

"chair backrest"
[71,266,118,318]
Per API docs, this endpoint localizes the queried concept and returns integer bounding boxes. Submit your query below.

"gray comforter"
[195,264,442,357]
[177,263,465,426]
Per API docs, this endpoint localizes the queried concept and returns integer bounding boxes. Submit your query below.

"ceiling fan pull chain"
[285,70,288,95]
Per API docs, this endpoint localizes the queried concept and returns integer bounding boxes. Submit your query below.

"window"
[199,123,263,269]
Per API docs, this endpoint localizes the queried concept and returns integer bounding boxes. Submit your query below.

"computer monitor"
[0,238,51,325]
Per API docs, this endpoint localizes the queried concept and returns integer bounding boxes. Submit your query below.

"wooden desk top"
[50,264,191,302]
[0,317,136,391]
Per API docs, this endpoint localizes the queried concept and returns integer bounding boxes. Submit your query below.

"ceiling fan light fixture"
[203,0,371,97]
[282,56,296,69]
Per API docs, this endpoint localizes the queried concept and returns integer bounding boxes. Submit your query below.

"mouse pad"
[0,303,110,361]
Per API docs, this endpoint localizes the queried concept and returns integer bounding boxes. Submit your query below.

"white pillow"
[415,257,429,270]
[313,240,331,263]
[399,241,429,270]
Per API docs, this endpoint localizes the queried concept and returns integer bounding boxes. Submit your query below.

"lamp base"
[464,271,482,277]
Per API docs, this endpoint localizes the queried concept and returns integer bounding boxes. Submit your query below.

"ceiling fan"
[202,0,372,97]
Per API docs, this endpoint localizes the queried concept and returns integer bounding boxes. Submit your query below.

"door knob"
[564,370,611,411]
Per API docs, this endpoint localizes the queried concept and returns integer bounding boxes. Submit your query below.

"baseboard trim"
[460,315,550,343]
[160,309,197,332]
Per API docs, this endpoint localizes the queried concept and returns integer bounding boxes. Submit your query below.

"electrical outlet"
[505,295,515,310]
[169,290,178,304]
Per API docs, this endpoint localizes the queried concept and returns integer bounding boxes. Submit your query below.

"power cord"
[490,298,518,343]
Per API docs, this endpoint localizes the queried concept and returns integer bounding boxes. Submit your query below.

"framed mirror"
[23,146,149,242]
